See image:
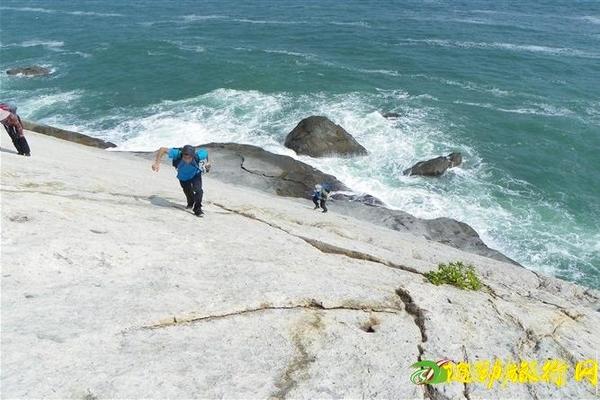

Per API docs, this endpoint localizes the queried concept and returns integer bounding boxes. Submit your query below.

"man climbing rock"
[0,104,31,156]
[312,184,331,213]
[152,144,211,217]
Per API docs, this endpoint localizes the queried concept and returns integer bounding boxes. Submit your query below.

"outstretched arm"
[152,147,169,172]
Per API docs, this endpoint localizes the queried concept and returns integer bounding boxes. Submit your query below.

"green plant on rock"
[425,261,482,290]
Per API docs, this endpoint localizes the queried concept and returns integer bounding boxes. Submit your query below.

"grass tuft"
[425,261,482,290]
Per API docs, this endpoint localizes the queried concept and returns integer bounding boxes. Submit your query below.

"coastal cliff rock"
[11,119,508,264]
[6,66,51,76]
[2,131,599,399]
[21,120,116,149]
[404,152,463,176]
[192,144,514,264]
[284,116,368,157]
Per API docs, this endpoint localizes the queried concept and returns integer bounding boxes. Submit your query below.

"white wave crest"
[399,39,600,59]
[13,90,83,118]
[181,15,227,22]
[0,6,123,17]
[580,16,600,24]
[330,21,370,28]
[164,40,205,53]
[2,40,65,51]
[454,100,575,117]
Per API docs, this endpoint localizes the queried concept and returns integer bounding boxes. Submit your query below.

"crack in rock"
[394,288,450,400]
[461,345,471,400]
[211,202,423,277]
[238,154,309,188]
[128,300,403,332]
[300,236,422,276]
[395,288,427,342]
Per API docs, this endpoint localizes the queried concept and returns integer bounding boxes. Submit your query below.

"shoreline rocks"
[20,121,512,264]
[6,66,52,77]
[284,116,368,157]
[21,120,116,149]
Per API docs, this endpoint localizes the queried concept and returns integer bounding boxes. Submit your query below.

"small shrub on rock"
[425,261,482,290]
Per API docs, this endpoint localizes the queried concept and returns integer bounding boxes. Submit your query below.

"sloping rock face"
[191,143,515,264]
[404,152,463,176]
[6,66,51,76]
[284,116,368,157]
[2,131,599,399]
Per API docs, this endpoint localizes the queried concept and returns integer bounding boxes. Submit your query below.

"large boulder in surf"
[284,116,368,157]
[403,152,462,177]
[6,66,51,77]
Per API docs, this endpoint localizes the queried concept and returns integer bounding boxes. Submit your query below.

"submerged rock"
[284,116,368,157]
[6,66,51,77]
[381,111,401,119]
[403,152,462,176]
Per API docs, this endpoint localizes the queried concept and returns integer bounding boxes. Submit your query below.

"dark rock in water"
[381,112,401,119]
[21,120,116,149]
[284,116,368,157]
[403,152,462,177]
[6,66,51,76]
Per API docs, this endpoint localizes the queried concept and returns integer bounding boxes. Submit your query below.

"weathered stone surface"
[284,116,368,157]
[2,131,599,399]
[21,120,116,149]
[404,152,463,176]
[6,66,51,76]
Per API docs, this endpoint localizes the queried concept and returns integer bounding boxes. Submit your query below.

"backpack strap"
[172,148,183,168]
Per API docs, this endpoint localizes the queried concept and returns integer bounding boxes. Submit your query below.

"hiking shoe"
[194,210,204,217]
[322,209,328,213]
[314,205,319,210]
[186,203,194,209]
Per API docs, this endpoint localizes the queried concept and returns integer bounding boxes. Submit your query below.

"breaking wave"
[399,39,600,59]
[0,6,124,17]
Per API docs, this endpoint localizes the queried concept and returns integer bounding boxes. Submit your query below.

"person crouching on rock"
[312,184,330,213]
[0,104,31,156]
[152,144,211,217]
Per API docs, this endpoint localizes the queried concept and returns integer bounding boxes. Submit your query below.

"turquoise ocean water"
[1,1,599,288]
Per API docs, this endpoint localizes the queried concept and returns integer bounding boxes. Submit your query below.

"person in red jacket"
[0,104,31,156]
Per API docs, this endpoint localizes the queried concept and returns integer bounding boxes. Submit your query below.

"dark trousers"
[179,174,203,213]
[3,123,30,155]
[312,196,327,212]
